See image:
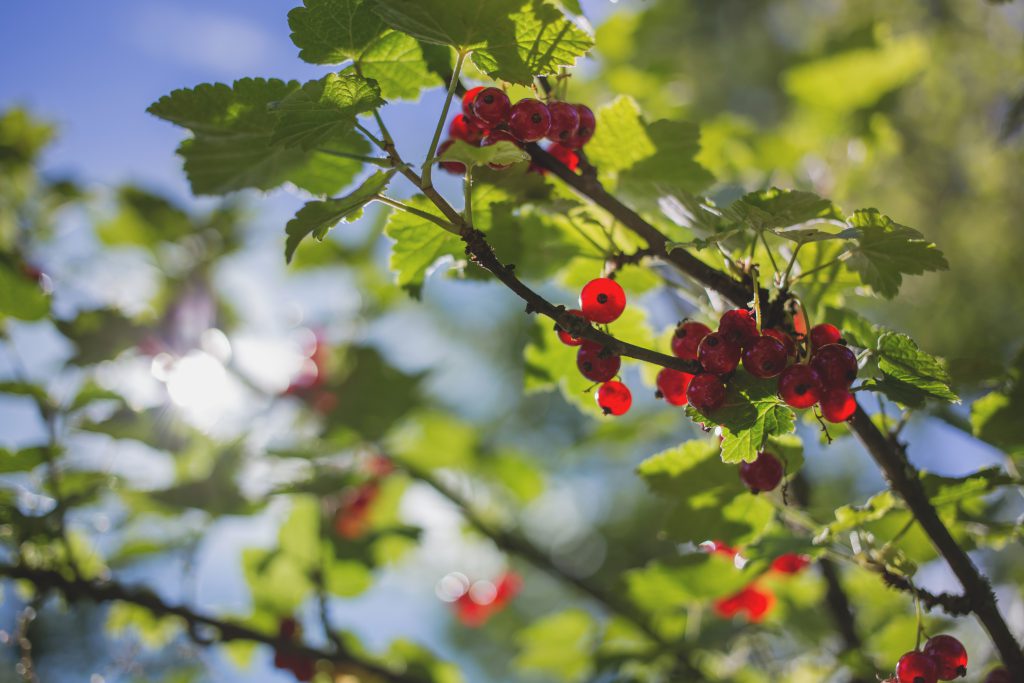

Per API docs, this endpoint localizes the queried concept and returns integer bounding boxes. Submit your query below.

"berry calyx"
[719,309,758,348]
[739,451,784,494]
[655,368,693,406]
[923,635,968,680]
[671,321,712,360]
[481,129,523,169]
[437,140,466,175]
[809,323,842,350]
[777,364,822,409]
[449,114,486,144]
[820,388,856,423]
[568,104,596,148]
[771,553,810,574]
[764,328,797,358]
[556,309,588,346]
[698,332,741,375]
[810,343,859,389]
[508,98,551,142]
[896,651,939,683]
[545,101,580,144]
[579,277,626,324]
[471,87,511,127]
[983,668,1010,683]
[461,86,484,117]
[686,373,727,415]
[577,341,621,382]
[742,335,789,378]
[597,381,632,416]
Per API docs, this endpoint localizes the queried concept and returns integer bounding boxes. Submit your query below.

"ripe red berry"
[556,309,587,346]
[437,139,466,175]
[546,142,579,171]
[983,668,1011,683]
[742,335,789,378]
[462,86,484,117]
[567,104,596,148]
[655,368,693,406]
[597,381,632,416]
[820,388,856,423]
[579,277,626,324]
[449,114,486,144]
[686,373,727,414]
[923,635,968,680]
[810,343,859,389]
[698,332,741,375]
[778,364,822,409]
[577,341,621,382]
[896,651,939,683]
[471,87,511,127]
[714,584,775,622]
[719,309,758,348]
[546,101,580,144]
[809,323,842,350]
[508,98,551,142]
[671,321,712,360]
[764,328,797,358]
[771,553,810,574]
[739,451,784,494]
[481,129,523,170]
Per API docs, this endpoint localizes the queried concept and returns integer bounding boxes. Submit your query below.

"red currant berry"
[777,364,822,409]
[556,309,587,346]
[771,553,810,574]
[983,668,1011,683]
[471,87,511,127]
[698,332,741,375]
[462,86,484,117]
[482,129,523,170]
[810,343,859,389]
[739,451,784,494]
[577,341,621,382]
[809,323,842,350]
[719,309,758,348]
[546,142,579,171]
[579,277,626,324]
[449,114,486,144]
[545,101,580,144]
[437,140,466,175]
[896,651,939,683]
[820,388,856,423]
[923,635,968,680]
[686,373,727,415]
[597,381,632,416]
[655,368,693,406]
[742,335,789,378]
[764,328,797,358]
[509,98,551,142]
[671,321,712,360]
[567,104,596,148]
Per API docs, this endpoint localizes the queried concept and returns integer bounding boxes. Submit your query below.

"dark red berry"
[556,309,587,346]
[481,129,523,170]
[508,98,551,142]
[545,101,580,144]
[739,451,784,494]
[686,373,727,414]
[567,104,596,148]
[577,341,621,382]
[764,328,797,358]
[449,114,486,144]
[719,309,758,348]
[579,277,626,324]
[471,87,511,127]
[896,651,939,683]
[742,335,789,378]
[771,553,810,574]
[820,388,856,423]
[597,381,632,416]
[462,86,484,118]
[984,668,1011,683]
[655,368,693,406]
[437,140,466,175]
[777,364,822,409]
[546,142,579,171]
[698,332,741,375]
[810,343,858,389]
[671,321,712,360]
[923,635,968,680]
[809,323,842,350]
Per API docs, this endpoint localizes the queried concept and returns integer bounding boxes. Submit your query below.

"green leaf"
[55,308,150,366]
[0,447,46,474]
[725,188,842,230]
[625,554,751,613]
[0,381,49,403]
[874,332,959,404]
[370,0,522,47]
[288,0,386,64]
[438,139,529,169]
[387,411,476,471]
[515,609,596,683]
[324,558,374,596]
[842,209,948,299]
[284,168,395,262]
[272,72,384,150]
[0,107,56,171]
[819,491,898,539]
[97,187,193,248]
[243,549,313,614]
[279,496,321,568]
[383,196,463,296]
[584,96,655,174]
[0,262,49,321]
[327,347,424,440]
[619,119,715,197]
[358,31,443,100]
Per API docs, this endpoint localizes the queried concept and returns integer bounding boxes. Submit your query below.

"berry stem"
[373,196,460,235]
[463,168,474,228]
[752,265,763,333]
[759,232,780,274]
[314,148,392,167]
[780,241,804,288]
[421,49,468,190]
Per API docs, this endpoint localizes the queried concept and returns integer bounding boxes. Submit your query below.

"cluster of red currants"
[439,86,595,174]
[888,636,969,683]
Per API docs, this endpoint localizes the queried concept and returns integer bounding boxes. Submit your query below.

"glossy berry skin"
[655,368,693,406]
[545,101,580,144]
[719,309,759,348]
[714,584,775,623]
[698,332,741,375]
[983,668,1011,683]
[556,309,587,346]
[778,364,822,409]
[672,321,712,360]
[547,142,579,171]
[739,451,784,494]
[771,553,810,574]
[462,86,484,117]
[764,328,797,358]
[471,87,511,127]
[567,104,596,148]
[896,651,939,683]
[437,139,466,175]
[482,129,523,169]
[820,388,856,423]
[580,277,626,324]
[509,98,551,142]
[811,343,859,389]
[742,335,789,378]
[449,114,486,144]
[577,341,621,382]
[597,381,632,416]
[686,373,727,415]
[809,323,842,350]
[923,635,968,680]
